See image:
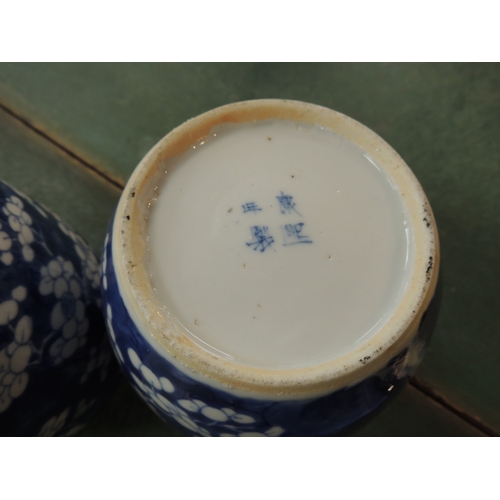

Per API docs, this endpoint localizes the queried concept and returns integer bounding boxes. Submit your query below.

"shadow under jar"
[101,100,439,437]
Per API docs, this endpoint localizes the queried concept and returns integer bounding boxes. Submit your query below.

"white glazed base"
[147,119,415,369]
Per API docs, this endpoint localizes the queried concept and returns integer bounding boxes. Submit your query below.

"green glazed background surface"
[0,63,497,436]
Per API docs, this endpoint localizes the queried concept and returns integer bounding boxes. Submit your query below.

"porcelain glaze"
[0,181,118,436]
[147,120,415,368]
[101,100,440,436]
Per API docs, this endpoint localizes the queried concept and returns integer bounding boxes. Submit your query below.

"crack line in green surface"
[0,100,125,191]
[0,98,496,437]
[411,377,497,437]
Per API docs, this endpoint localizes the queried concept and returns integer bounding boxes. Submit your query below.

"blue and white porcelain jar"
[101,100,440,436]
[0,181,118,436]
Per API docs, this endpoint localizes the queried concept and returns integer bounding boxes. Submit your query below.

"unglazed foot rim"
[113,99,439,397]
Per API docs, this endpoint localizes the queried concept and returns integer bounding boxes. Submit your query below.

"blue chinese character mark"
[276,191,301,215]
[242,202,262,213]
[246,226,275,252]
[282,223,313,246]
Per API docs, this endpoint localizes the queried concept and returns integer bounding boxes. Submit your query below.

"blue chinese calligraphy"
[246,226,275,253]
[281,223,313,246]
[239,191,313,252]
[276,191,301,216]
[242,202,262,213]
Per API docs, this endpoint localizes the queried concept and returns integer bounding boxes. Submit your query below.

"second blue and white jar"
[0,181,118,436]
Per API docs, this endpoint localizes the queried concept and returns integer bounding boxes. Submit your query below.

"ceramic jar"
[101,100,440,436]
[0,181,118,436]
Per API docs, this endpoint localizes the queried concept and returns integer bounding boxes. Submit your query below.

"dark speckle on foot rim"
[228,207,233,213]
[125,215,130,220]
[426,256,433,281]
[267,137,272,141]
